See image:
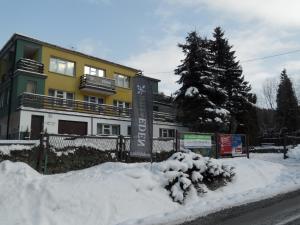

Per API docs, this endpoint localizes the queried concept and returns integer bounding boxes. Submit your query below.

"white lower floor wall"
[18,107,189,139]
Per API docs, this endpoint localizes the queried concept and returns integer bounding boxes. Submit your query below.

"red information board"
[219,134,232,155]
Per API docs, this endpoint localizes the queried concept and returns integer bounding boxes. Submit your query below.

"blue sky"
[1,0,300,106]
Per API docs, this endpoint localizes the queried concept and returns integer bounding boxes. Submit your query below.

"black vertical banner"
[130,76,153,157]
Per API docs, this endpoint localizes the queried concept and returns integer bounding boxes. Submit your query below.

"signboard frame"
[218,133,248,158]
[178,132,215,157]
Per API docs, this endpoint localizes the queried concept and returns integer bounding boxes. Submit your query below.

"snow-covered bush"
[287,145,300,160]
[161,152,235,204]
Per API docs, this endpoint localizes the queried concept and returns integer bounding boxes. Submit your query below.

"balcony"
[16,58,44,74]
[18,93,177,122]
[79,74,116,95]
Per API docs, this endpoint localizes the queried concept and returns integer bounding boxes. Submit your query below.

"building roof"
[0,33,141,73]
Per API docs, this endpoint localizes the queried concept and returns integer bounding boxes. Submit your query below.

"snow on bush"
[160,152,235,204]
[287,145,300,160]
[0,144,35,156]
[185,86,199,97]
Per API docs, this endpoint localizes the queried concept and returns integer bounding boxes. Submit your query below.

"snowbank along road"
[1,152,300,225]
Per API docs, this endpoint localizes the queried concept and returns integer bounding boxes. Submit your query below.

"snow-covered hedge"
[160,152,235,204]
[0,144,36,156]
[287,145,300,160]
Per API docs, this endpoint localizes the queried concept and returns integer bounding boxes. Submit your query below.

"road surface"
[182,189,300,225]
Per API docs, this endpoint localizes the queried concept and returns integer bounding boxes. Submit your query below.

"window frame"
[113,100,130,108]
[49,57,75,76]
[114,73,130,88]
[159,128,176,138]
[97,123,120,135]
[25,80,37,94]
[84,65,105,77]
[48,89,74,107]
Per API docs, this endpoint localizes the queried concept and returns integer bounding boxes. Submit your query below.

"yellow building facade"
[41,44,137,105]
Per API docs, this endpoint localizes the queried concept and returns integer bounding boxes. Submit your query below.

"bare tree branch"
[262,78,278,109]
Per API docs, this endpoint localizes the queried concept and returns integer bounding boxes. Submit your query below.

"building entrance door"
[30,115,44,139]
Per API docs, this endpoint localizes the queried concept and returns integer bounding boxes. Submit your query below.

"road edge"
[182,189,300,225]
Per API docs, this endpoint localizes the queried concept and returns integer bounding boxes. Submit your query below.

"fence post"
[118,135,124,161]
[175,130,179,152]
[283,135,288,159]
[215,133,219,159]
[36,132,44,172]
[246,135,250,159]
[44,133,49,174]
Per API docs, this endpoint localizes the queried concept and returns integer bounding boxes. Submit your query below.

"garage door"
[58,120,87,135]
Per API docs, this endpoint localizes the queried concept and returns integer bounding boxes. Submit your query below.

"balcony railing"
[79,74,116,95]
[16,58,44,74]
[18,93,177,122]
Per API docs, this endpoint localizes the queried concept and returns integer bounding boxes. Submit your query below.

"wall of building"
[41,45,137,106]
[18,108,189,139]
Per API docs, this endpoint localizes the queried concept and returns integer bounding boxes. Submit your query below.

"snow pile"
[0,144,35,156]
[0,160,179,225]
[1,153,300,225]
[160,152,234,203]
[287,145,300,160]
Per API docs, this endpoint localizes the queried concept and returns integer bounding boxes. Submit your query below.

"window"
[26,80,37,93]
[113,100,130,108]
[48,89,73,99]
[48,89,74,107]
[49,57,75,76]
[66,92,74,107]
[97,123,120,135]
[127,126,131,136]
[84,96,104,111]
[114,74,130,88]
[84,65,105,77]
[159,128,175,138]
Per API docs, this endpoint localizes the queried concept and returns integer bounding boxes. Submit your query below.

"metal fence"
[44,134,177,153]
[256,137,284,146]
[33,133,178,173]
[47,134,119,151]
[123,137,176,153]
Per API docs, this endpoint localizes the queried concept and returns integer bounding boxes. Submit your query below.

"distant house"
[0,34,188,139]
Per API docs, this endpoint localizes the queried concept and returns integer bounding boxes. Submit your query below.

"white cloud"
[229,26,300,90]
[77,38,111,59]
[163,0,300,28]
[124,35,184,95]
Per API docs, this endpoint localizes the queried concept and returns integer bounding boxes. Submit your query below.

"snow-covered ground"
[0,153,300,225]
[287,145,300,160]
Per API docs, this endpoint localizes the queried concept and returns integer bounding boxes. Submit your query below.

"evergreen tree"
[174,31,228,132]
[276,69,298,132]
[211,27,256,133]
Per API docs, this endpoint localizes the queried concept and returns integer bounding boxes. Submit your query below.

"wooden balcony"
[18,93,177,122]
[79,74,116,95]
[16,58,44,74]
